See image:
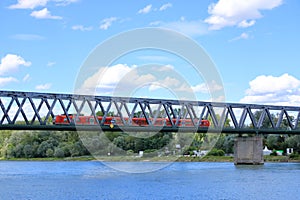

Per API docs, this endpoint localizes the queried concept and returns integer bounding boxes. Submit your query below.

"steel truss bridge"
[1,90,300,134]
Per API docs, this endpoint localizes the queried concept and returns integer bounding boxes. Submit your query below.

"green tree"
[54,147,65,158]
[23,144,34,158]
[37,141,53,157]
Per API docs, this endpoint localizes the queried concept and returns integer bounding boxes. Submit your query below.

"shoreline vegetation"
[1,130,300,163]
[1,155,300,163]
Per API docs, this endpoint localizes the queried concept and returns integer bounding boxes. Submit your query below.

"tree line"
[0,110,300,159]
[1,129,300,159]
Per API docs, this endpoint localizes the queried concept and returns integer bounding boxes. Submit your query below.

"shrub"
[126,149,134,156]
[208,148,225,156]
[46,149,54,157]
[270,150,277,156]
[289,152,299,159]
[54,147,65,158]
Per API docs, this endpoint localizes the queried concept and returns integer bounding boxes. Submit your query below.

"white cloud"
[151,19,208,37]
[0,77,18,86]
[149,21,161,26]
[23,74,30,82]
[99,17,117,30]
[0,54,31,75]
[204,0,283,30]
[9,0,78,9]
[47,61,56,67]
[11,34,45,40]
[9,0,49,9]
[149,76,181,91]
[30,8,62,19]
[159,3,172,11]
[238,20,256,28]
[78,64,198,96]
[240,74,300,106]
[80,64,136,93]
[229,32,249,42]
[72,25,93,31]
[78,64,218,101]
[192,80,224,93]
[53,0,79,6]
[138,4,152,14]
[35,83,52,90]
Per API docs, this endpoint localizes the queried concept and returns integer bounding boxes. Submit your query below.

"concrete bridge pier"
[234,136,264,165]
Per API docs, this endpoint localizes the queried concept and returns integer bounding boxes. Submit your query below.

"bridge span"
[1,90,300,134]
[1,90,300,165]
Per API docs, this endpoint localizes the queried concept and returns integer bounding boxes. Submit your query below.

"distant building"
[275,150,283,156]
[286,148,294,155]
[263,146,272,155]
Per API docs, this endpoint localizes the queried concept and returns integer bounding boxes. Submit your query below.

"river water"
[0,161,299,200]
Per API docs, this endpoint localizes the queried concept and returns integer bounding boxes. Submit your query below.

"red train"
[53,114,210,127]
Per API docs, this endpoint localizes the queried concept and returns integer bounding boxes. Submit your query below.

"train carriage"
[54,114,210,127]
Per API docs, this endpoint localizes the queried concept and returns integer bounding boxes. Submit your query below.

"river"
[0,161,299,200]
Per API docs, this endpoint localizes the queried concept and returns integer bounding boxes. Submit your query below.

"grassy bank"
[2,155,300,162]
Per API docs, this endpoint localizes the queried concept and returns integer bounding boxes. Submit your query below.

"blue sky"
[1,0,300,106]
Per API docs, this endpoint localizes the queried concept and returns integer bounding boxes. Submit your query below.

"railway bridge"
[1,90,300,164]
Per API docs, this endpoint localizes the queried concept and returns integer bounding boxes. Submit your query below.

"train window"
[89,118,94,124]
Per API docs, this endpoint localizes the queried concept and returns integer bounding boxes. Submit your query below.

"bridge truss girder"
[1,90,300,134]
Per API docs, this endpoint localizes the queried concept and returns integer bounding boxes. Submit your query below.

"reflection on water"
[0,161,299,200]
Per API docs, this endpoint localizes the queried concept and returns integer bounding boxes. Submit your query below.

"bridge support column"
[234,136,264,165]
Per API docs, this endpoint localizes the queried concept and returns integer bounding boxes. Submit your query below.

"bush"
[143,149,157,157]
[289,152,299,159]
[207,148,225,156]
[270,150,277,156]
[54,147,65,158]
[46,149,54,157]
[126,149,134,156]
[23,144,34,158]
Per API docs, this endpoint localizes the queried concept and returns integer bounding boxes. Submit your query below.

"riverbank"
[1,155,300,162]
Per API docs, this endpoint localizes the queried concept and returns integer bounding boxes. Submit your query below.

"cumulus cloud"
[138,4,152,14]
[35,83,52,90]
[138,3,172,14]
[78,64,200,98]
[9,0,49,9]
[229,32,249,42]
[240,74,300,106]
[159,3,172,11]
[99,17,117,30]
[72,25,93,31]
[238,20,256,28]
[204,0,283,30]
[9,0,78,9]
[80,64,136,94]
[30,8,62,19]
[0,54,31,75]
[0,77,18,86]
[192,80,223,93]
[150,18,208,37]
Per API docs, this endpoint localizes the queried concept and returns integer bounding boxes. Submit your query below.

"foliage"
[207,148,225,156]
[289,152,299,159]
[0,131,89,159]
[214,134,235,154]
[270,150,278,156]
